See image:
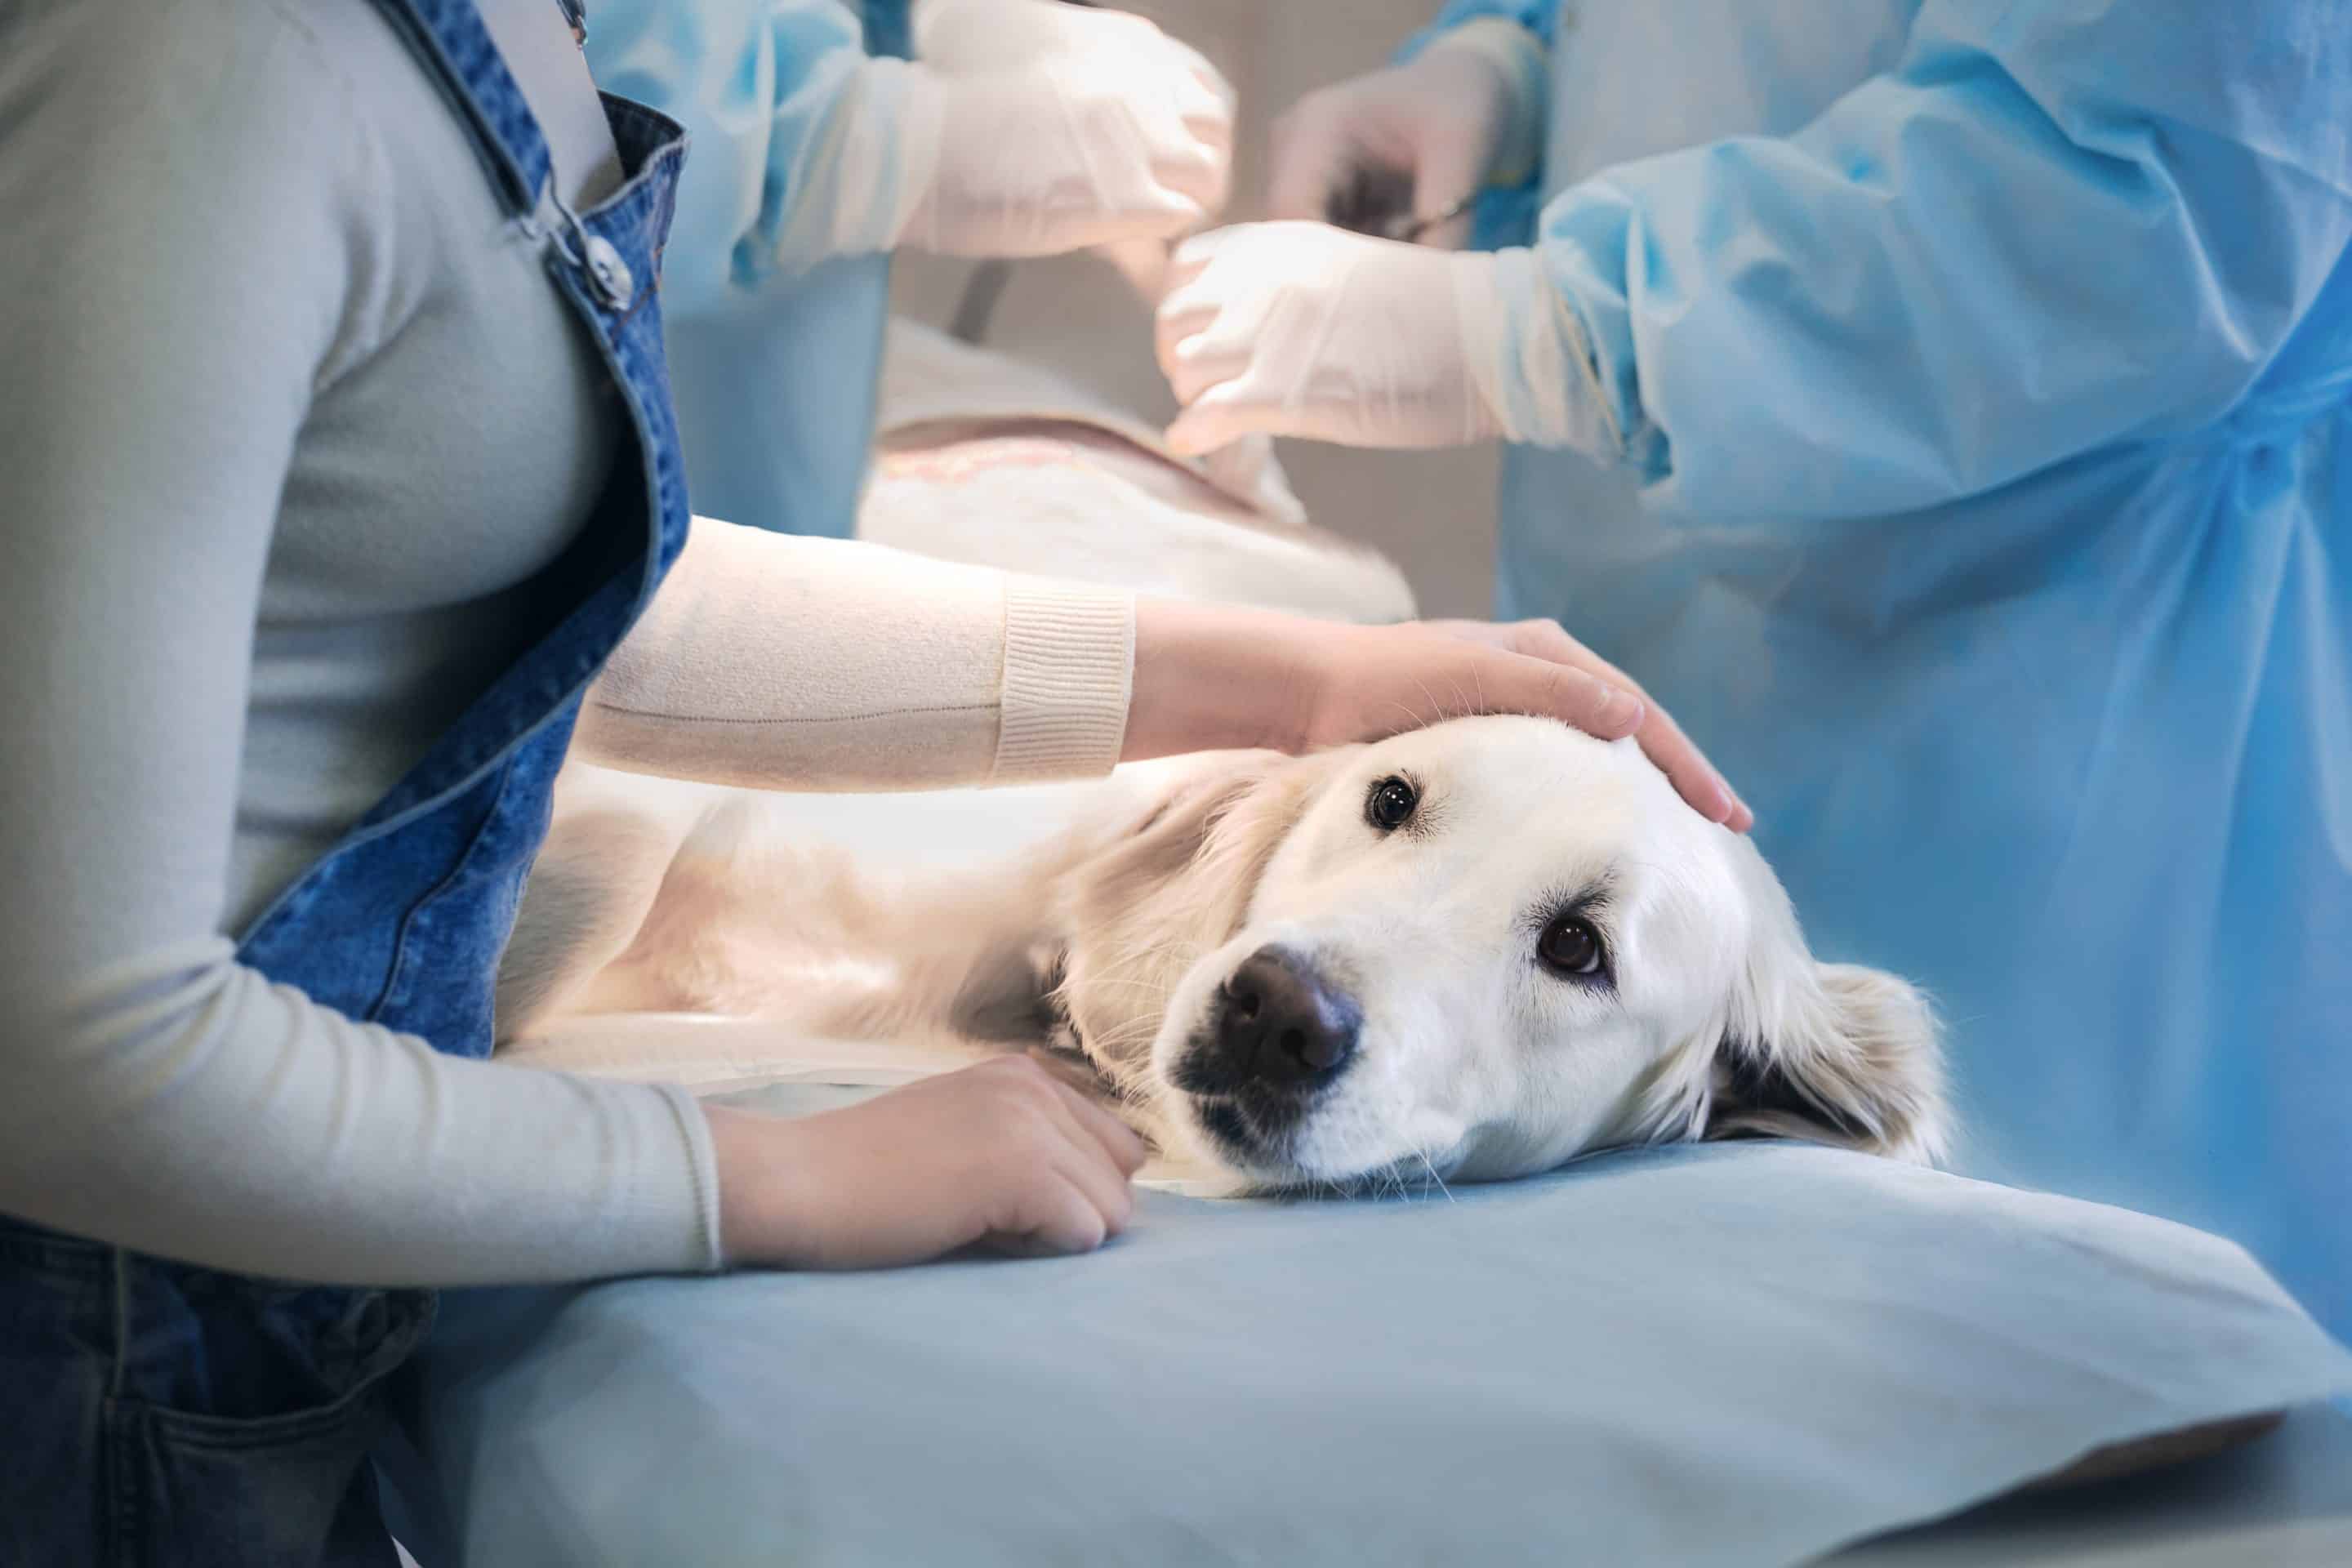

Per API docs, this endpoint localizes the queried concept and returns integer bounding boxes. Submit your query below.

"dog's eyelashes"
[1365,775,1419,833]
[1536,915,1608,981]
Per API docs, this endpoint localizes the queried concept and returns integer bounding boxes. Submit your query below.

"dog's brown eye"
[1365,776,1418,832]
[1538,915,1605,978]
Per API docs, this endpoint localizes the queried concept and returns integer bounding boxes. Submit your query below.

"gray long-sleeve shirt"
[0,0,1132,1287]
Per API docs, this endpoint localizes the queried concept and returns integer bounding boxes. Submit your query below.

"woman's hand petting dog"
[1123,599,1749,830]
[1419,617,1753,833]
[706,1057,1148,1269]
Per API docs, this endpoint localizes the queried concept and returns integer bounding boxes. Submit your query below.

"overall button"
[584,234,634,311]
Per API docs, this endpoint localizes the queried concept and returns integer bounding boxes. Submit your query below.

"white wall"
[888,0,1501,619]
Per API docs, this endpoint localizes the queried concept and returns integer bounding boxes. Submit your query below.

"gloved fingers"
[1191,84,1238,158]
[1071,46,1230,222]
[1175,89,1235,160]
[1161,220,1324,288]
[1169,35,1236,105]
[1097,55,1224,216]
[1155,316,1210,396]
[1165,41,1238,133]
[1175,110,1235,207]
[1080,0,1233,134]
[992,190,1203,259]
[1154,269,1241,391]
[1157,223,1340,393]
[1162,330,1250,408]
[1155,224,1303,384]
[1154,247,1230,323]
[1154,283,1211,356]
[1077,3,1171,51]
[1165,381,1272,457]
[1406,127,1490,250]
[1153,287,1214,385]
[1093,234,1173,303]
[1158,220,1495,452]
[1153,167,1223,222]
[1178,372,1490,455]
[1158,274,1258,400]
[1169,376,1392,454]
[1266,95,1356,223]
[1165,225,1241,279]
[1127,185,1213,243]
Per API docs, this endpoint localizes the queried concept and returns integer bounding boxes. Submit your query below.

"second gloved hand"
[897,0,1235,258]
[1157,223,1613,457]
[1267,20,1546,246]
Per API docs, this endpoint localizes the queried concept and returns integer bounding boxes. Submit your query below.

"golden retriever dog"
[498,716,1947,1191]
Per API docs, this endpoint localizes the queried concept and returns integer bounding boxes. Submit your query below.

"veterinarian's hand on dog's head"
[705,1056,1147,1270]
[1123,600,1750,831]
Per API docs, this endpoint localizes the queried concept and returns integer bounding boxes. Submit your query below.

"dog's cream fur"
[501,717,1946,1190]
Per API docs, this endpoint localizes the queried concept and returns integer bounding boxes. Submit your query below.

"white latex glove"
[895,0,1236,258]
[1157,223,1612,457]
[1266,20,1546,248]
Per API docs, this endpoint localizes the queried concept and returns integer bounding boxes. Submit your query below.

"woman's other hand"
[710,1056,1148,1269]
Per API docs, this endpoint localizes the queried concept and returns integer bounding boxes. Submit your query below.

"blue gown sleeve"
[1524,0,2352,519]
[586,0,898,316]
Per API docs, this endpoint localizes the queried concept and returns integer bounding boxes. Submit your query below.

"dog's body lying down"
[501,717,1948,1190]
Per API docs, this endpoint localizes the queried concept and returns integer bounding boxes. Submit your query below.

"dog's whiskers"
[1083,1017,1165,1045]
[1072,978,1174,998]
[1414,1147,1458,1204]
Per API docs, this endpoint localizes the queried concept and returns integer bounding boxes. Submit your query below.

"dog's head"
[1051,715,1946,1190]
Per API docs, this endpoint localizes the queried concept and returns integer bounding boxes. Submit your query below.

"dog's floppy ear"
[1049,748,1354,1085]
[1707,960,1949,1165]
[1068,748,1347,924]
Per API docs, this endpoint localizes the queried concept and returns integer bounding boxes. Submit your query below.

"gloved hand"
[895,0,1236,258]
[1157,221,1611,457]
[1157,223,1494,452]
[1265,20,1546,247]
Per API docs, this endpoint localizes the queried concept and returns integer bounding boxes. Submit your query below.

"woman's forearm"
[577,519,1136,791]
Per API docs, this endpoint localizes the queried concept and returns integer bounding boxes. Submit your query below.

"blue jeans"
[1,1215,429,1567]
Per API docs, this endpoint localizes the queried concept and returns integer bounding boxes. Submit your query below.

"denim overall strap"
[234,0,693,1057]
[0,6,695,1567]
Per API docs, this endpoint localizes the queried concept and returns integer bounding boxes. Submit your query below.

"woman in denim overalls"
[2,1,697,1558]
[0,2,1739,1561]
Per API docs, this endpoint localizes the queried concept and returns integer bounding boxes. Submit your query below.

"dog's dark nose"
[1214,947,1361,1087]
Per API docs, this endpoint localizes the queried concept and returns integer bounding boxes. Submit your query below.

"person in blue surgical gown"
[1155,0,2352,1339]
[586,0,1233,537]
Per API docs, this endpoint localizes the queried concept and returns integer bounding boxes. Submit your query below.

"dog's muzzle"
[1175,946,1362,1113]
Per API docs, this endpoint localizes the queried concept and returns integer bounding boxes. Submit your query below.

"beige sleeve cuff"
[993,578,1135,782]
[577,518,1134,791]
